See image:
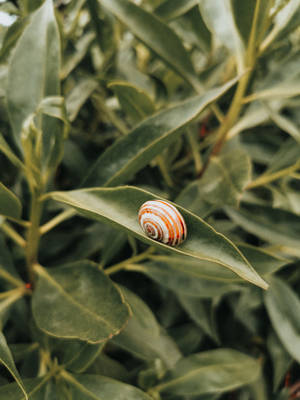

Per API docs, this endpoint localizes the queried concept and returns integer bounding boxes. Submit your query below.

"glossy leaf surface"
[32,262,130,343]
[49,186,268,289]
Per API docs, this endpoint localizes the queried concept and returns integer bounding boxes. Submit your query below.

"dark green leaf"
[267,331,293,391]
[32,261,130,343]
[264,277,300,363]
[48,186,268,289]
[7,0,60,148]
[83,79,238,187]
[108,81,155,123]
[66,78,98,122]
[0,377,49,400]
[113,286,181,368]
[62,373,152,400]
[154,0,198,21]
[154,349,260,396]
[0,332,27,399]
[0,183,21,220]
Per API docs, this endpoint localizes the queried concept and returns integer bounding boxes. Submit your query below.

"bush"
[0,0,299,399]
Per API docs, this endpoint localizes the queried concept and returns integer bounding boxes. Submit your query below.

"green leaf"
[154,349,260,396]
[137,245,285,298]
[180,147,252,211]
[0,377,49,400]
[66,78,98,122]
[83,79,238,187]
[99,0,200,89]
[178,296,219,342]
[226,204,300,254]
[267,331,293,391]
[113,286,181,368]
[199,0,245,72]
[48,186,268,289]
[0,183,21,220]
[0,332,27,400]
[264,277,300,363]
[32,261,130,343]
[62,373,152,400]
[0,134,25,170]
[154,0,199,21]
[7,0,60,148]
[62,341,105,374]
[108,81,155,124]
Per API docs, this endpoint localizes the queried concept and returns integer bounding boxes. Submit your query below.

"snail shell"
[138,200,187,246]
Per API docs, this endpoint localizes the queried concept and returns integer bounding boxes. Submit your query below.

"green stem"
[25,192,44,287]
[1,222,26,248]
[247,162,300,189]
[187,127,203,174]
[0,269,24,287]
[104,247,155,275]
[40,209,76,235]
[156,155,174,187]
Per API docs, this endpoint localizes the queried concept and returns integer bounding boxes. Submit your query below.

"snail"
[138,200,187,246]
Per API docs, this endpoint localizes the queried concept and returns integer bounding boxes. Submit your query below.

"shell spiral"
[138,200,187,246]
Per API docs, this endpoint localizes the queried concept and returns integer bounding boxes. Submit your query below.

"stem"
[104,247,155,275]
[40,209,76,235]
[0,269,24,287]
[187,127,203,174]
[156,155,174,187]
[247,162,300,189]
[1,222,26,248]
[25,192,44,286]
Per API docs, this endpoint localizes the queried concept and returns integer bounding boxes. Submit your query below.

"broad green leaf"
[32,261,130,343]
[154,349,260,396]
[0,332,27,400]
[267,331,292,391]
[48,186,268,289]
[0,377,49,400]
[83,79,238,187]
[108,81,155,124]
[62,373,152,400]
[66,78,98,122]
[154,0,198,21]
[226,205,300,254]
[264,277,300,363]
[199,0,245,72]
[7,0,60,148]
[99,0,200,89]
[113,286,181,368]
[0,183,21,219]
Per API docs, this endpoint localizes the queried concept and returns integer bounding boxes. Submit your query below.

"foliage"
[0,0,299,398]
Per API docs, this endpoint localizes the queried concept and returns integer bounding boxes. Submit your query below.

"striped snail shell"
[138,200,187,246]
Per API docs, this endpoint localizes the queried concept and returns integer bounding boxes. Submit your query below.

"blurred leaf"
[61,373,152,399]
[267,331,293,391]
[32,261,130,343]
[83,78,238,187]
[264,277,300,363]
[66,78,98,122]
[62,341,105,374]
[7,0,60,148]
[99,0,200,89]
[108,81,155,124]
[268,108,300,143]
[0,134,25,170]
[0,183,21,219]
[226,204,300,254]
[178,295,219,342]
[199,0,245,72]
[0,377,49,400]
[113,286,181,368]
[155,349,260,396]
[49,186,268,288]
[0,332,27,400]
[154,0,198,21]
[0,17,29,61]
